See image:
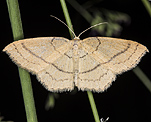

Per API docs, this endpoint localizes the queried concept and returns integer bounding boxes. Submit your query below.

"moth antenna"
[77,22,108,38]
[50,15,77,38]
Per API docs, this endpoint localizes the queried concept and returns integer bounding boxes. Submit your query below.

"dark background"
[0,0,151,122]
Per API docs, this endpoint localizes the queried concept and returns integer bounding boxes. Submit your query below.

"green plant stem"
[87,91,100,122]
[133,67,151,93]
[141,0,151,17]
[60,0,74,39]
[6,0,38,122]
[60,0,100,122]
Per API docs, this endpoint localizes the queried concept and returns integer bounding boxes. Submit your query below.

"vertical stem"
[87,91,100,122]
[6,0,24,40]
[6,0,38,122]
[60,0,100,122]
[60,0,74,39]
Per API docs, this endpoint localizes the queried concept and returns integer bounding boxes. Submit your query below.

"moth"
[3,16,148,92]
